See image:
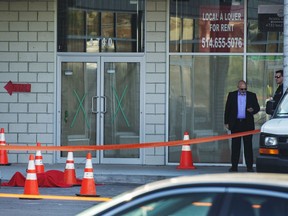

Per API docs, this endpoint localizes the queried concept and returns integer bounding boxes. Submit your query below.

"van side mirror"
[266,100,275,115]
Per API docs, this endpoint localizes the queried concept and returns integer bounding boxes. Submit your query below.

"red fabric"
[1,170,82,187]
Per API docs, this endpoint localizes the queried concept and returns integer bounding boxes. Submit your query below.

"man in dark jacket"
[224,80,260,172]
[273,69,283,108]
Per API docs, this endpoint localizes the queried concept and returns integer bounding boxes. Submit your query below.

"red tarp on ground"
[1,170,82,187]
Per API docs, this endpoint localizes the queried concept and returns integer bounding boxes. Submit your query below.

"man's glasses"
[240,88,247,91]
[275,75,282,79]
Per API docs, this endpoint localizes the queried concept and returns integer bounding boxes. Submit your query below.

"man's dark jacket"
[224,90,260,131]
[273,84,283,108]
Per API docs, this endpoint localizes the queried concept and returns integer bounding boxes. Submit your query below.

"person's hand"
[225,124,229,130]
[247,107,253,113]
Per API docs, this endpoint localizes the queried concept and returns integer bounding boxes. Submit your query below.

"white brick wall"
[0,0,55,163]
[145,0,167,165]
[1,0,169,165]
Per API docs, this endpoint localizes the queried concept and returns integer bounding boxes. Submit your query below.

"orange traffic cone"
[76,152,99,197]
[35,142,45,174]
[0,128,11,166]
[24,154,39,195]
[64,151,80,186]
[177,132,196,170]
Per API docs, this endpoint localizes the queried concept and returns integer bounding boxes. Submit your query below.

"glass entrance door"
[58,56,99,161]
[57,55,143,164]
[100,57,142,164]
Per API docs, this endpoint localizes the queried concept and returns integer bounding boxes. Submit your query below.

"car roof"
[77,173,288,216]
[129,173,288,196]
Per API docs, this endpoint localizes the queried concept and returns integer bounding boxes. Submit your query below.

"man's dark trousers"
[231,120,253,170]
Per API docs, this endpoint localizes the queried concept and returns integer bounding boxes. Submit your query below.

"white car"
[77,173,288,216]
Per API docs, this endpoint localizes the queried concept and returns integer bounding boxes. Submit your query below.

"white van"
[256,88,288,173]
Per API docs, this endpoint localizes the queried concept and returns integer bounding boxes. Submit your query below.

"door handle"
[91,96,98,113]
[101,96,107,113]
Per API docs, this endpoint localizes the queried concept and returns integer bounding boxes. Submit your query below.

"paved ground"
[0,163,252,215]
[0,181,139,216]
[0,162,245,184]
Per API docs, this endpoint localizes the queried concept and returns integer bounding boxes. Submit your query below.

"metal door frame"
[56,53,145,164]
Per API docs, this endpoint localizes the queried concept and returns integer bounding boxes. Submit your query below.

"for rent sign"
[199,6,244,52]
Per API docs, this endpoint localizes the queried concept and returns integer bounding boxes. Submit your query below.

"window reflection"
[169,55,242,163]
[170,0,283,53]
[58,0,145,52]
[247,1,283,53]
[169,0,284,165]
[247,55,283,126]
[87,12,100,37]
[170,16,195,52]
[170,1,245,53]
[121,193,221,216]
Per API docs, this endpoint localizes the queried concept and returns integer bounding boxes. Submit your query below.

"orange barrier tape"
[0,130,260,152]
[0,193,111,202]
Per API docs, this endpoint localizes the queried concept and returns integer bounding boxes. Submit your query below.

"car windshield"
[274,91,288,117]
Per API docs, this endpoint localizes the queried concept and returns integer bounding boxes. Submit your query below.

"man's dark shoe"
[229,167,238,172]
[247,168,254,172]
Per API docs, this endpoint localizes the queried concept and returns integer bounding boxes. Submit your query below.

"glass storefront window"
[246,55,283,161]
[170,0,284,53]
[170,0,245,53]
[169,55,243,163]
[247,55,283,128]
[247,0,283,53]
[168,54,283,164]
[58,0,145,53]
[169,0,284,165]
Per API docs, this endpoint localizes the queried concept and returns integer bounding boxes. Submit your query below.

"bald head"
[238,80,247,94]
[238,80,246,87]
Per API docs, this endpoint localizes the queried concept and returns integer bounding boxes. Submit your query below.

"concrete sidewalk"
[0,163,240,184]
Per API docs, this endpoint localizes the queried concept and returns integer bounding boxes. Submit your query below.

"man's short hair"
[276,70,283,76]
